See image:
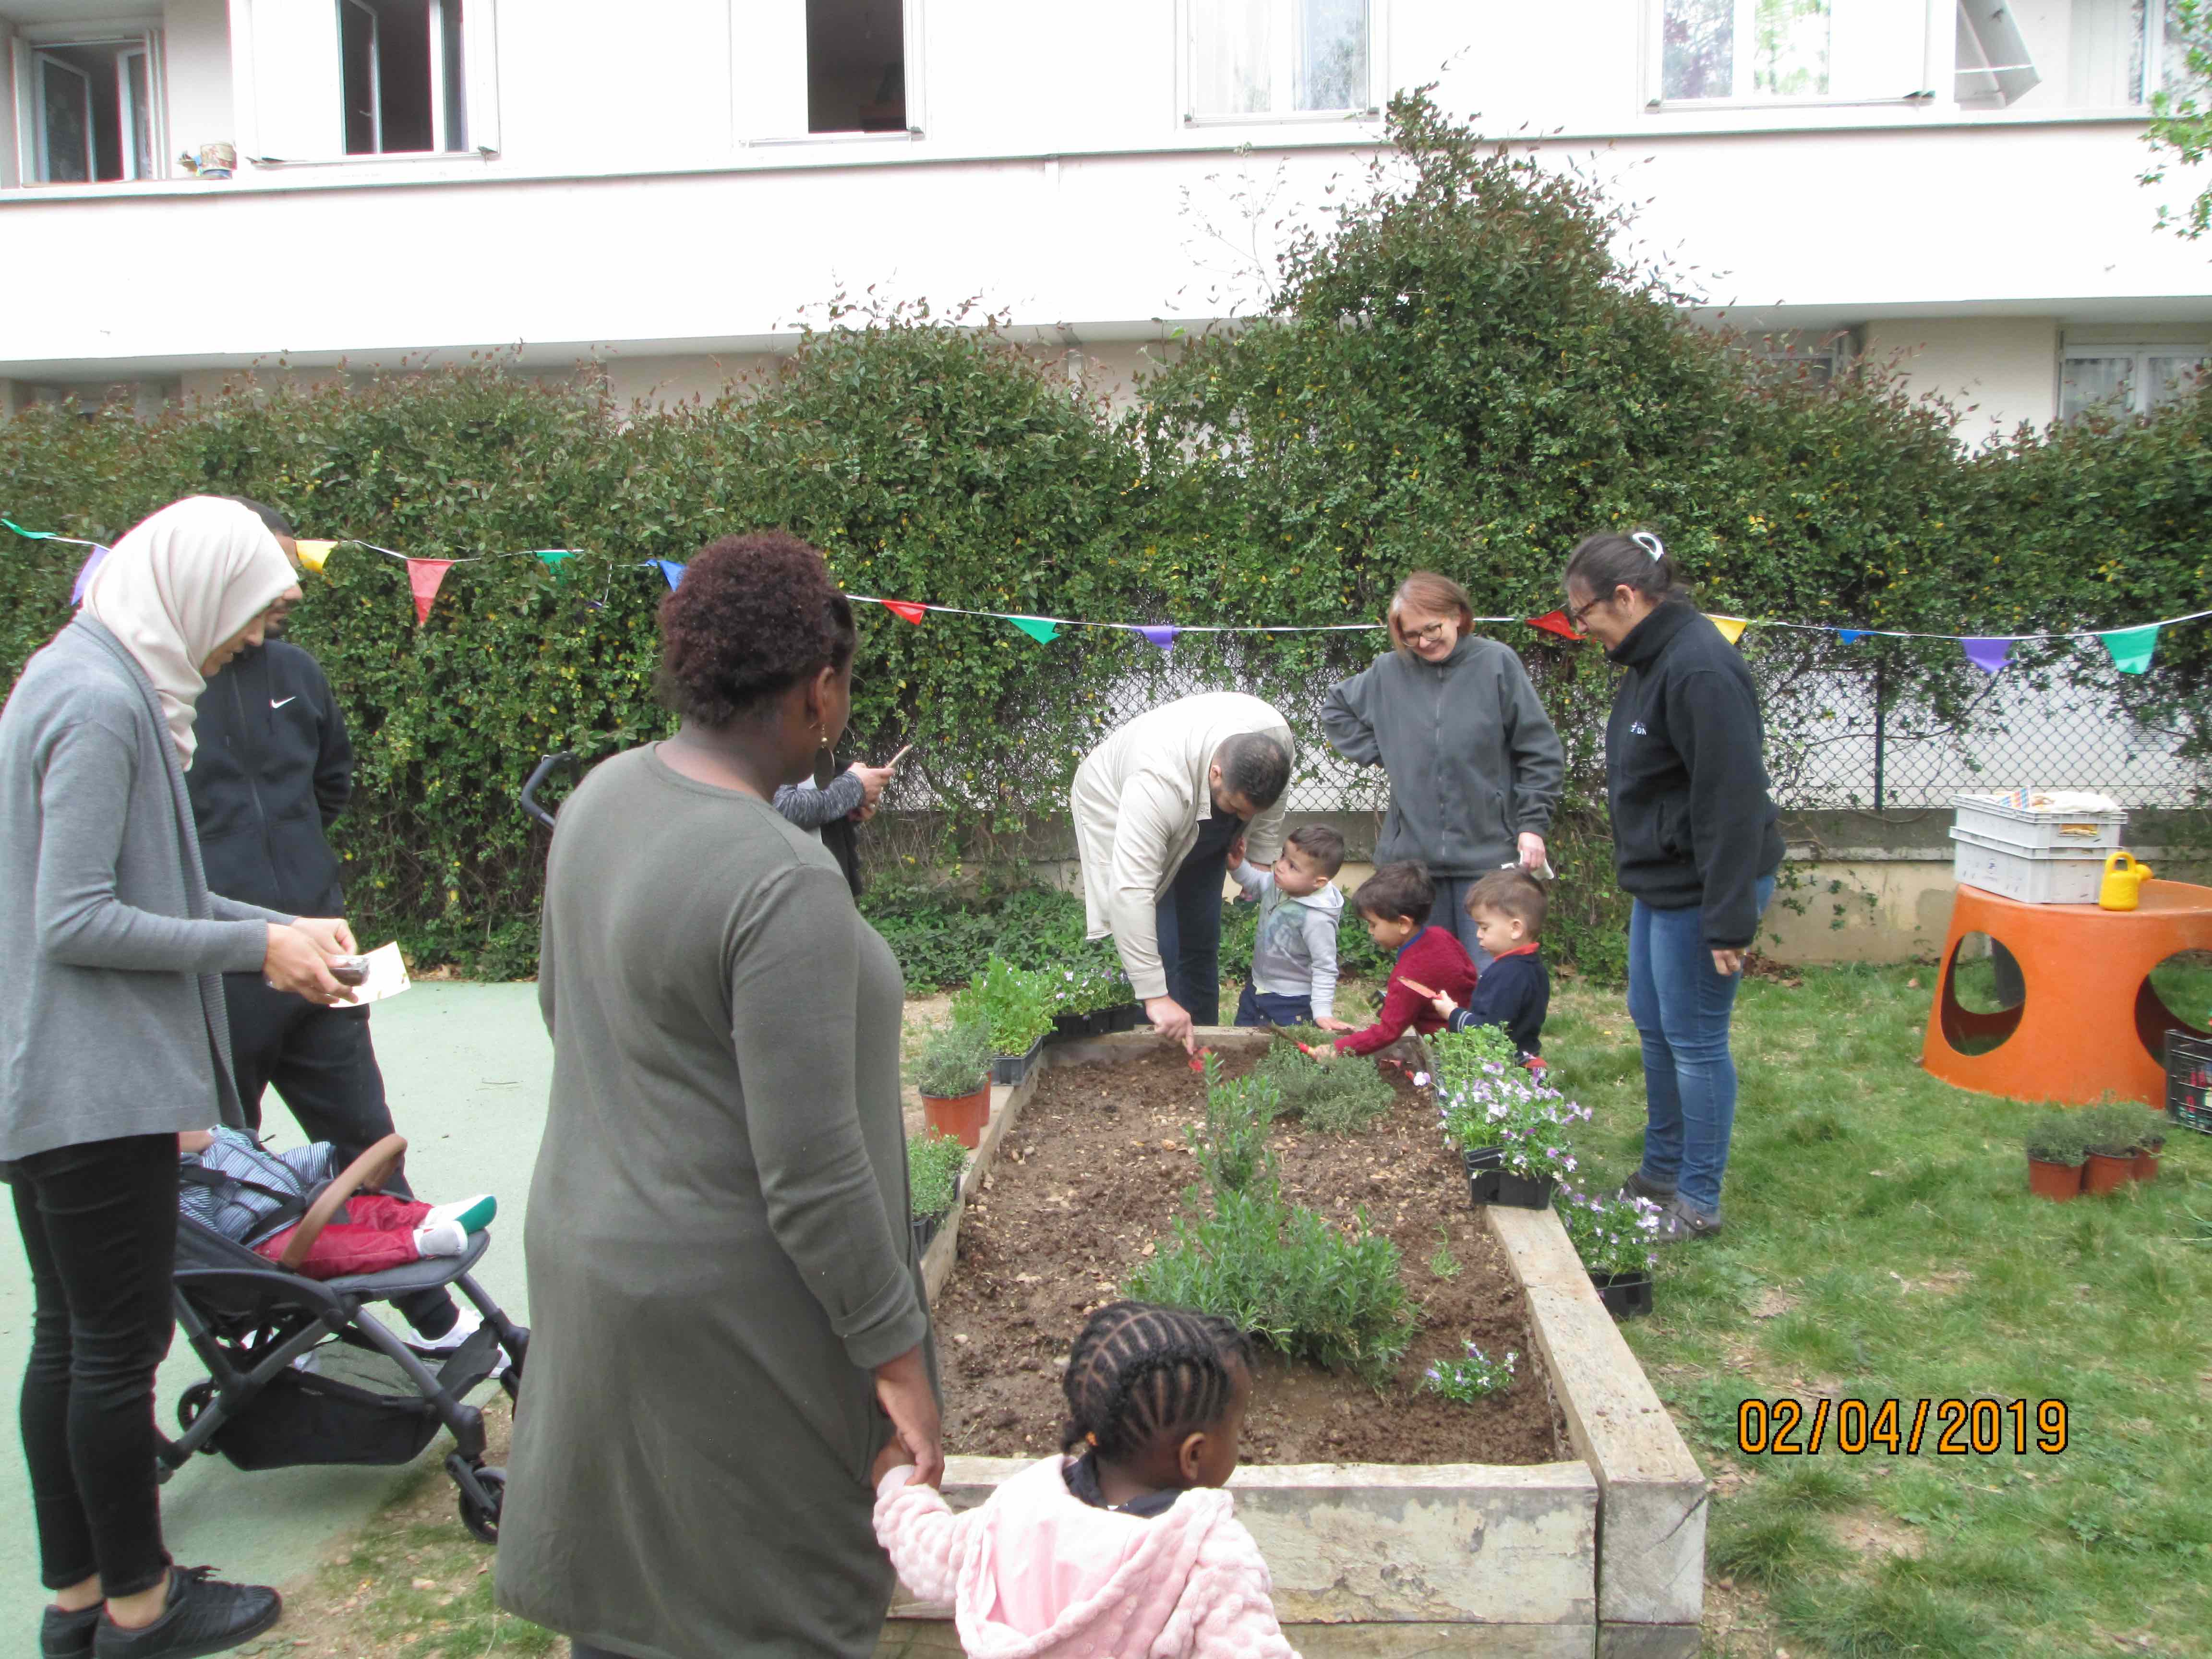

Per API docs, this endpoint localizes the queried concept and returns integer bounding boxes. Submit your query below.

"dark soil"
[934,1043,1566,1466]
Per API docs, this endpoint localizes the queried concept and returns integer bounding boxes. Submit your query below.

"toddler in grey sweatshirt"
[1230,825,1347,1028]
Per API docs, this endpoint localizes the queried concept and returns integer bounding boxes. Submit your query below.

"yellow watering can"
[2099,850,2154,911]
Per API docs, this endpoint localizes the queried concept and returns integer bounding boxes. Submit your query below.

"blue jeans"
[1234,983,1313,1027]
[1431,875,1496,973]
[1627,875,1774,1219]
[1155,813,1244,1028]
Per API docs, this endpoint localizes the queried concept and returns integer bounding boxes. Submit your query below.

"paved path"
[0,983,552,1631]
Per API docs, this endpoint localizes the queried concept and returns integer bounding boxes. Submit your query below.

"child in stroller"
[179,1127,495,1281]
[164,1129,526,1545]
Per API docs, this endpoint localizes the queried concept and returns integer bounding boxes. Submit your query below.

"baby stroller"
[159,1133,530,1543]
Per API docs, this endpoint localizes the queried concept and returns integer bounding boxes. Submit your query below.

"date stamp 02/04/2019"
[1735,1397,2070,1457]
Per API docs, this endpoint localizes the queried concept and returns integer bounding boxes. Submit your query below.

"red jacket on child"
[1334,925,1479,1056]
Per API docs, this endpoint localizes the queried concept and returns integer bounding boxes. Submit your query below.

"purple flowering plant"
[1556,1188,1662,1277]
[1433,1025,1591,1185]
[1421,1342,1516,1404]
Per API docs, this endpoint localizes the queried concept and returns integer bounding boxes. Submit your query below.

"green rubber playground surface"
[0,982,551,1633]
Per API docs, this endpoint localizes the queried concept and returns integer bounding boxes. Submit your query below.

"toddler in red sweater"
[1320,861,1478,1058]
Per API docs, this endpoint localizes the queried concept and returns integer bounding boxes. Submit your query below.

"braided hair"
[1060,1301,1256,1462]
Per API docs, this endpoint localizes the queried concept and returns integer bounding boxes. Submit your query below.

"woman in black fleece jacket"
[1565,531,1783,1243]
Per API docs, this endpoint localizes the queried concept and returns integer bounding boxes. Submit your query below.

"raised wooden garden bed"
[895,1029,1707,1659]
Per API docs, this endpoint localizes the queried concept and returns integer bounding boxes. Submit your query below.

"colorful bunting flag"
[2099,623,2160,675]
[881,600,928,624]
[654,560,686,590]
[1836,628,1866,644]
[1524,611,1583,641]
[407,559,455,626]
[1134,625,1180,649]
[1009,616,1059,644]
[534,549,576,582]
[293,539,336,573]
[1707,614,1750,646]
[1962,637,2014,674]
[2,518,60,540]
[69,545,108,605]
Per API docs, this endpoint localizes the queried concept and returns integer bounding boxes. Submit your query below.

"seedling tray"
[2165,1030,2212,1136]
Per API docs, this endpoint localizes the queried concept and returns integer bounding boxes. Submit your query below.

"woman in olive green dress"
[496,532,941,1659]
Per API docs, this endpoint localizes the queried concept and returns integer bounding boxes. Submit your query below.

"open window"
[806,0,908,132]
[14,31,163,183]
[1955,0,2199,109]
[248,0,497,163]
[1651,0,1931,104]
[1186,0,1373,121]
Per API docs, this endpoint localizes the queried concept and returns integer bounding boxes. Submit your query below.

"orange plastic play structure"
[1923,879,2212,1106]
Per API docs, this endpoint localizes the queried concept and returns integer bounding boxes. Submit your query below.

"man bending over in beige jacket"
[1071,694,1294,1051]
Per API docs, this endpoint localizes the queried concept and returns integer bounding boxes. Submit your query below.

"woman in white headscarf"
[0,496,359,1659]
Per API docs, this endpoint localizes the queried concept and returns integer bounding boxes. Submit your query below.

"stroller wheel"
[177,1381,216,1432]
[457,1465,505,1545]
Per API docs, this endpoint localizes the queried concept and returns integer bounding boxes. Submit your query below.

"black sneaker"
[41,1602,100,1659]
[93,1568,281,1659]
[1649,1193,1724,1244]
[1618,1170,1677,1204]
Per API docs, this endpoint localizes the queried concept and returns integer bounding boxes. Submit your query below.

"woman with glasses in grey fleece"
[1322,570,1565,969]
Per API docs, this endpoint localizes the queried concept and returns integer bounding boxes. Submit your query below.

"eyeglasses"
[1401,619,1452,645]
[1563,592,1609,631]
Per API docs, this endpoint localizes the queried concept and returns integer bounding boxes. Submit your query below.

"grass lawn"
[274,967,2211,1659]
[1539,965,2212,1659]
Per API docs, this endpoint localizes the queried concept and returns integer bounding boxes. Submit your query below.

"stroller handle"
[519,752,579,830]
[276,1134,408,1272]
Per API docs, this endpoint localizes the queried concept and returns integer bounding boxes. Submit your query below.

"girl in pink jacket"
[873,1301,1298,1659]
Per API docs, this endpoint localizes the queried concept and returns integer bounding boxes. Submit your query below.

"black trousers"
[221,974,456,1336]
[12,1134,176,1597]
[1153,812,1245,1029]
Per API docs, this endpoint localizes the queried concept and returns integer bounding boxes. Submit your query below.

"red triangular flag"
[407,559,455,626]
[881,600,928,625]
[1525,610,1583,641]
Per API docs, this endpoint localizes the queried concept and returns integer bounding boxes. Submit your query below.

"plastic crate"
[1953,792,2127,852]
[1949,827,2106,906]
[2165,1030,2212,1136]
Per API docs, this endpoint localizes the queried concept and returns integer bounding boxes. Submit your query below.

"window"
[807,0,907,133]
[1956,0,2197,108]
[1745,329,1857,385]
[2061,345,2209,421]
[248,0,496,163]
[1652,0,1930,104]
[1187,0,1372,121]
[24,34,162,183]
[340,0,467,153]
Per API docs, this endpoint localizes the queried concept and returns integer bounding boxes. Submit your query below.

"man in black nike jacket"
[188,500,468,1348]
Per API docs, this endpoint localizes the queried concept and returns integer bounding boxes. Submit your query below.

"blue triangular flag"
[656,560,686,590]
[1837,629,1866,644]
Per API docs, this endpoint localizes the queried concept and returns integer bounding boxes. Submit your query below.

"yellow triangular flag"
[1707,614,1749,646]
[293,539,337,573]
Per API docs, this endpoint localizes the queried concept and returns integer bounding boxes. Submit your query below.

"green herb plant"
[951,956,1055,1057]
[912,1017,992,1100]
[1188,1056,1281,1195]
[2022,1112,2089,1167]
[1255,1041,1395,1135]
[907,1131,969,1223]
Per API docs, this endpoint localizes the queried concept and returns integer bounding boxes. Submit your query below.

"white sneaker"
[407,1305,483,1355]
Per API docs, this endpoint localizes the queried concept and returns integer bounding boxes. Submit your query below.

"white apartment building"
[2,0,2209,444]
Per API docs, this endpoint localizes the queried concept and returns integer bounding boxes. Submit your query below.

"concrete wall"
[1862,315,2064,445]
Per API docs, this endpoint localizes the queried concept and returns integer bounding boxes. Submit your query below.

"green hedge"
[3,93,2205,977]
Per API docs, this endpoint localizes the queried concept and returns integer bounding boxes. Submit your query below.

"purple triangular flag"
[656,560,686,590]
[1962,637,2014,674]
[69,544,109,605]
[1134,625,1179,649]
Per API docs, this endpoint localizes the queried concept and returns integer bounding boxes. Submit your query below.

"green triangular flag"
[2,518,58,540]
[1009,615,1059,644]
[534,549,577,582]
[2099,623,2159,675]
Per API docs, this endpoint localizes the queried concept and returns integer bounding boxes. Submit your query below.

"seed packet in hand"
[341,941,412,1004]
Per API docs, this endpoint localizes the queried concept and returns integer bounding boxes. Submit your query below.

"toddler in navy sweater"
[1404,868,1551,1061]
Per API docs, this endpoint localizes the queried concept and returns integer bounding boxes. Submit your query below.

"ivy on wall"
[2,94,2204,977]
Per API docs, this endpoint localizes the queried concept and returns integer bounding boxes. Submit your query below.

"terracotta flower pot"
[2131,1146,2161,1183]
[921,1086,990,1150]
[2083,1152,2133,1195]
[2026,1157,2083,1201]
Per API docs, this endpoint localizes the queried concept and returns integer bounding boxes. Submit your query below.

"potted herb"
[1557,1189,1662,1318]
[2080,1104,2141,1195]
[953,956,1056,1085]
[914,1016,993,1149]
[907,1130,968,1257]
[2134,1125,2166,1183]
[2022,1112,2087,1202]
